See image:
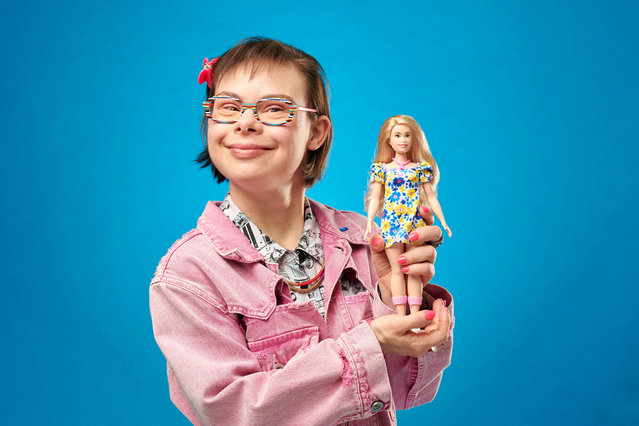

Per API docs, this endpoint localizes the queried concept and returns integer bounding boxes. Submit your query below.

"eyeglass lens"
[212,98,293,125]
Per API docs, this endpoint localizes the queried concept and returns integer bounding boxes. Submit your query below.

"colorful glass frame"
[202,96,317,126]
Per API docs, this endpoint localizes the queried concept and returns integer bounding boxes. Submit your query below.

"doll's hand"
[365,222,372,240]
[370,299,450,357]
[444,225,452,238]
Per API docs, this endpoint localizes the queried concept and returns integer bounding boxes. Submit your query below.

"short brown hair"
[195,37,332,187]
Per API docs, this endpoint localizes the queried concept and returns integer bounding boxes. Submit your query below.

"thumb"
[401,310,436,331]
[369,234,385,253]
[368,234,391,277]
[419,205,435,226]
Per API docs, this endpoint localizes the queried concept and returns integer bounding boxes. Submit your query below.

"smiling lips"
[226,143,274,159]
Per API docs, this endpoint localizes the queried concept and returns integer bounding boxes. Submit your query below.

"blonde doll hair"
[366,115,440,217]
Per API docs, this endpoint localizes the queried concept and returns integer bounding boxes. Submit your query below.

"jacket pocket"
[343,292,374,326]
[246,325,320,371]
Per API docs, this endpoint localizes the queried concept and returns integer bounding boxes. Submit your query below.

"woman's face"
[206,63,324,195]
[388,124,413,156]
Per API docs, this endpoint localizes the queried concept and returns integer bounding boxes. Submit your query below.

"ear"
[306,115,331,151]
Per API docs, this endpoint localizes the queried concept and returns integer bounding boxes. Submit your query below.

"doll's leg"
[405,244,424,314]
[385,243,407,316]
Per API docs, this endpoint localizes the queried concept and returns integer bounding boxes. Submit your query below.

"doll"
[365,115,452,316]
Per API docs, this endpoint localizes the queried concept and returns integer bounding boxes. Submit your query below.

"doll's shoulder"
[370,162,386,172]
[417,162,433,181]
[369,162,386,181]
[418,161,433,171]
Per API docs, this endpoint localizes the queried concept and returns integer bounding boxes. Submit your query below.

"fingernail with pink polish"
[373,236,383,247]
[397,256,406,265]
[442,299,447,307]
[424,310,436,321]
[401,266,409,274]
[421,206,430,214]
[409,233,419,242]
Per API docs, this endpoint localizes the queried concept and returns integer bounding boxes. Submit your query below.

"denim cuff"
[337,322,392,419]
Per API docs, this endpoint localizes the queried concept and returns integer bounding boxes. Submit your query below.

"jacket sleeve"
[150,276,394,426]
[371,282,454,410]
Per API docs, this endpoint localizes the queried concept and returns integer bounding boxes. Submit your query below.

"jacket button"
[370,401,384,413]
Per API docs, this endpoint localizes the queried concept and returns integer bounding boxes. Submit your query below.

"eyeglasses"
[203,96,318,126]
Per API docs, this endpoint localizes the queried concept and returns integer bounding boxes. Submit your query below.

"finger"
[423,299,443,334]
[407,225,443,246]
[369,234,392,279]
[398,244,437,266]
[369,234,386,253]
[437,303,451,335]
[401,262,434,282]
[431,298,445,312]
[399,309,436,332]
[423,324,438,334]
[419,206,435,226]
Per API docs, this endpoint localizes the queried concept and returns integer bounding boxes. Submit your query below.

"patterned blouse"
[220,194,365,318]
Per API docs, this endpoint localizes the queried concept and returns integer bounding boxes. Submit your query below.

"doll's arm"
[366,182,383,239]
[421,183,452,237]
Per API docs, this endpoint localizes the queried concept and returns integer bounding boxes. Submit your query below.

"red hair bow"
[198,57,219,88]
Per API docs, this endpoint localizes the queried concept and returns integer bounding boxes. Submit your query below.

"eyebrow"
[213,91,300,105]
[214,90,242,99]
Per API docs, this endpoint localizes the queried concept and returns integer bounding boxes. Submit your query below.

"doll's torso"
[370,162,433,247]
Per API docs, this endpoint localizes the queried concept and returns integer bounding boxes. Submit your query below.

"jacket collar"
[309,199,368,246]
[197,201,264,263]
[197,199,368,263]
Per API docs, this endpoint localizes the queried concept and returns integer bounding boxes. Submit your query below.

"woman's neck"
[229,182,307,251]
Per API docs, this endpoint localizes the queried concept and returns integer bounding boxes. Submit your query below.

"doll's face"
[388,124,412,155]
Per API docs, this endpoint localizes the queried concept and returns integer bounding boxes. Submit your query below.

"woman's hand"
[370,298,450,357]
[368,206,443,308]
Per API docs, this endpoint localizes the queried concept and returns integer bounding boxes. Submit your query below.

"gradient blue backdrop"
[1,0,637,424]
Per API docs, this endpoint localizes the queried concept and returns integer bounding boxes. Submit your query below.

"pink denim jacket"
[150,199,454,425]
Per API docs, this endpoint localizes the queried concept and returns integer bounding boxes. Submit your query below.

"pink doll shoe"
[392,296,408,306]
[408,296,422,307]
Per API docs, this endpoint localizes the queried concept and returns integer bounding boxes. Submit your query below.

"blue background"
[1,0,637,424]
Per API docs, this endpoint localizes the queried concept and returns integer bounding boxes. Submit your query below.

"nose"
[235,105,261,132]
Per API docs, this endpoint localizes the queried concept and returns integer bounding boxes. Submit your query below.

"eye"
[214,98,242,112]
[261,101,287,113]
[221,103,240,111]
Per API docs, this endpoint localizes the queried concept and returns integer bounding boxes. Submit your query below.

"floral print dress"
[370,162,433,248]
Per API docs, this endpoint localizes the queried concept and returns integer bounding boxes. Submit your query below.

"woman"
[150,37,453,425]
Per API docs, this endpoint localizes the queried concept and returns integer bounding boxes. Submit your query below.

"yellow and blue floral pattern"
[370,162,433,248]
